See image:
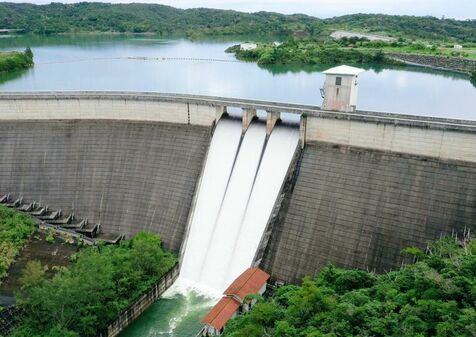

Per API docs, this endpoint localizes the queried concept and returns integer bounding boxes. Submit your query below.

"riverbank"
[0,49,33,74]
[386,52,476,74]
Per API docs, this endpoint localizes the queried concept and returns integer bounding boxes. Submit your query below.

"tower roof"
[322,65,364,76]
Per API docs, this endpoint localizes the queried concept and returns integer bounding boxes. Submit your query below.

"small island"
[226,37,476,77]
[0,48,34,74]
[226,39,392,66]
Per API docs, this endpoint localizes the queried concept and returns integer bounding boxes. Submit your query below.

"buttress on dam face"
[1,88,476,331]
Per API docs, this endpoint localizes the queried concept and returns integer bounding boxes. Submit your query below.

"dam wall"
[1,92,476,280]
[261,113,476,283]
[302,113,476,163]
[0,119,210,252]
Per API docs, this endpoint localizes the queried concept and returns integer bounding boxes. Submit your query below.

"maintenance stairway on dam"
[0,193,124,244]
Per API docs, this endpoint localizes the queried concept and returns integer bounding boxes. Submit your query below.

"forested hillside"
[0,2,474,42]
[223,236,476,337]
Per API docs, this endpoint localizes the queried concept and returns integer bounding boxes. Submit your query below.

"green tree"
[24,47,33,60]
[470,68,476,88]
[223,236,476,337]
[12,232,176,337]
[19,260,47,290]
[0,206,35,281]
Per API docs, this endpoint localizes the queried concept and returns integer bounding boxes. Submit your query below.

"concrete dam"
[1,92,476,286]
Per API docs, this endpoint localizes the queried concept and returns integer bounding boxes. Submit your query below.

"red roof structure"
[201,297,240,331]
[201,268,270,333]
[224,267,270,301]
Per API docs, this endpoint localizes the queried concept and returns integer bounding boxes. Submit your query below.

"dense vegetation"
[10,232,177,337]
[226,40,395,66]
[226,38,476,74]
[0,3,474,42]
[471,68,476,85]
[223,236,476,337]
[0,205,36,282]
[334,36,476,59]
[327,14,476,43]
[0,48,34,74]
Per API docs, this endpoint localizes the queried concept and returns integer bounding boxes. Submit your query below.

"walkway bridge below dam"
[0,92,475,283]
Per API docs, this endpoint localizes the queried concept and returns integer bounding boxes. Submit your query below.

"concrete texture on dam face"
[2,93,476,286]
[261,142,476,284]
[0,120,210,252]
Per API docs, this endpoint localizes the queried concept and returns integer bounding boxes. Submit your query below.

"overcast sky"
[10,0,476,19]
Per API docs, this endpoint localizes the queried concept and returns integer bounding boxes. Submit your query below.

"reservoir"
[0,34,474,120]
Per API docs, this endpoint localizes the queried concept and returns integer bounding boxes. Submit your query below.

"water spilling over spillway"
[119,116,299,337]
[180,117,299,293]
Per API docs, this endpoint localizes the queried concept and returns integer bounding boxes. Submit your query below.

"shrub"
[0,206,36,281]
[0,48,34,74]
[223,236,476,337]
[12,232,176,337]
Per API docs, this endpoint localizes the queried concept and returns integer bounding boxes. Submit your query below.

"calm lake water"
[0,34,475,120]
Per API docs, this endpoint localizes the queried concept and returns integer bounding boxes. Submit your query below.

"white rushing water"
[180,117,299,294]
[179,118,242,295]
[224,125,299,286]
[199,122,267,291]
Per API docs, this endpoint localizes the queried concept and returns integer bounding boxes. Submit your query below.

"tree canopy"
[223,236,476,337]
[226,41,395,66]
[0,205,36,282]
[0,3,474,42]
[0,48,34,74]
[10,232,177,337]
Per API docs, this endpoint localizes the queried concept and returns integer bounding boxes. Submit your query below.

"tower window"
[335,77,342,85]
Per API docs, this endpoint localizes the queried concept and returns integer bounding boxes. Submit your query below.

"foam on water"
[119,287,215,337]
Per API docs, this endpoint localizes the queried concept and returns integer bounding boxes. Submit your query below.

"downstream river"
[0,34,475,120]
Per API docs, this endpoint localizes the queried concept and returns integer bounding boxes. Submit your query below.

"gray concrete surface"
[0,120,210,252]
[261,142,476,283]
[2,93,476,284]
